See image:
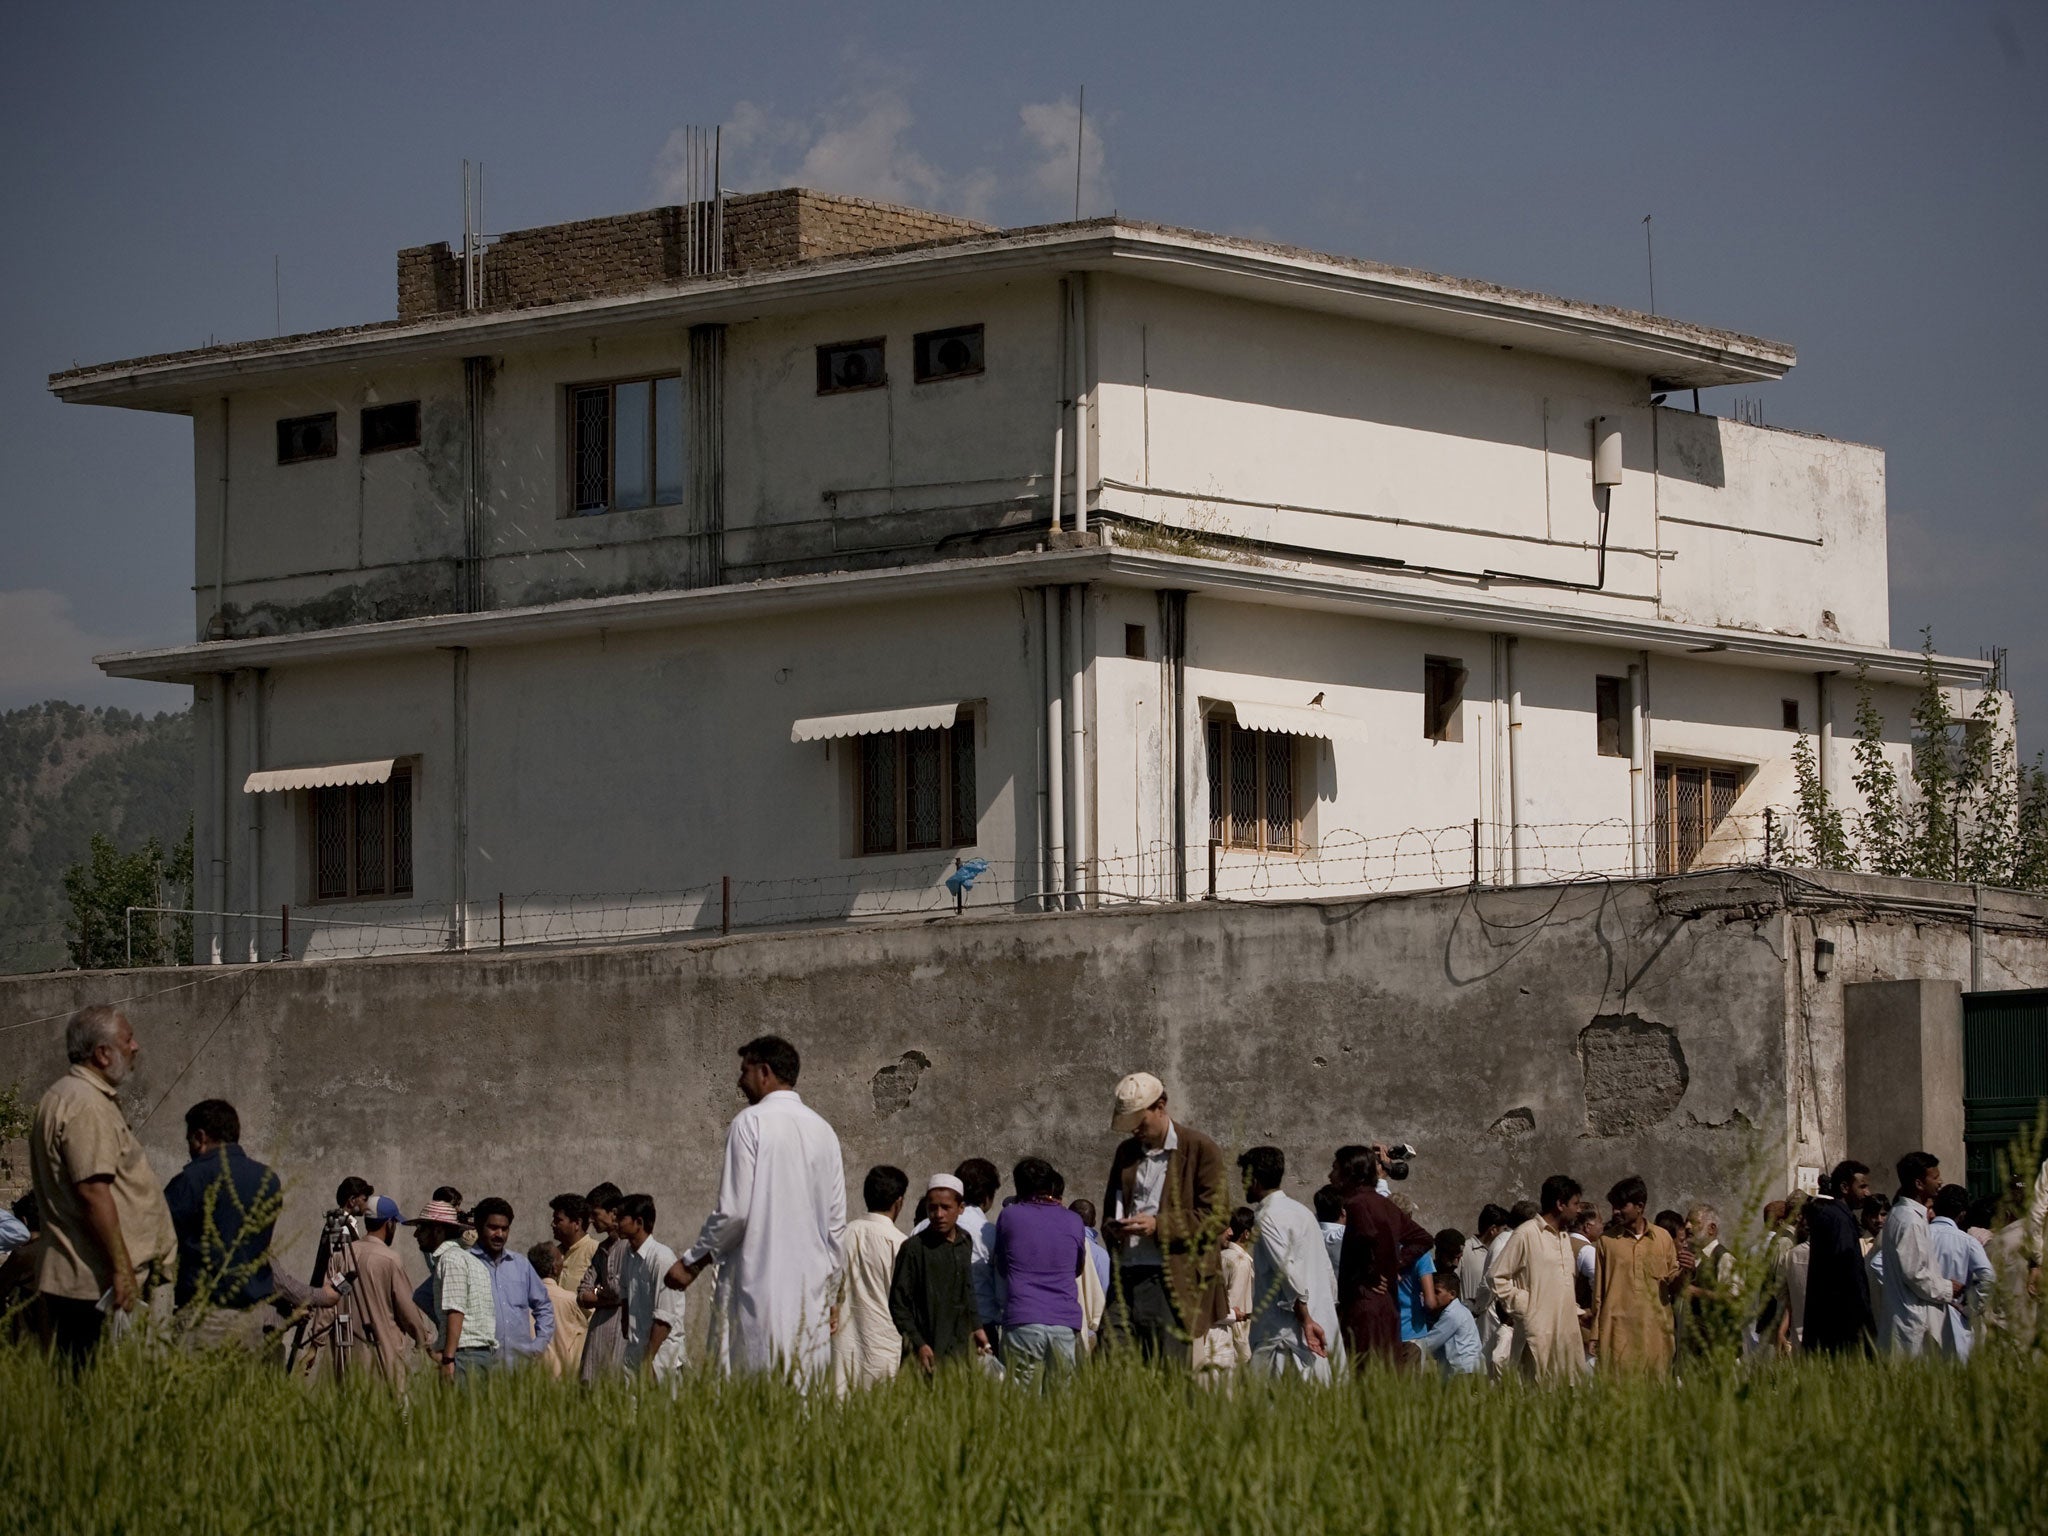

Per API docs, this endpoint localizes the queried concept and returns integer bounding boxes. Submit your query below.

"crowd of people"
[7,1004,2046,1390]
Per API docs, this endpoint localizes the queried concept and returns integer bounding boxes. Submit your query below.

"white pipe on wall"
[1062,585,1086,907]
[1638,650,1656,875]
[1816,671,1833,803]
[213,398,230,635]
[1043,587,1066,910]
[1071,277,1089,536]
[1628,661,1645,878]
[244,669,261,961]
[1505,638,1524,884]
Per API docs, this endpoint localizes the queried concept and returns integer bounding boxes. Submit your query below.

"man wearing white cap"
[1100,1071,1228,1364]
[664,1035,847,1384]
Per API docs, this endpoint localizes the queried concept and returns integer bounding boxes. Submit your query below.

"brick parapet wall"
[395,189,992,322]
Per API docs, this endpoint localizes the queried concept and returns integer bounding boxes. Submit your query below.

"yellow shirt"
[30,1065,175,1301]
[1592,1224,1679,1375]
[558,1230,600,1311]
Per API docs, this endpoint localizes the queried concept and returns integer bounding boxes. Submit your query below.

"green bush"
[2,1339,2043,1534]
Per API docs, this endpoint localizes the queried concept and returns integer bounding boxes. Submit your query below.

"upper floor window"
[277,413,337,465]
[312,766,414,900]
[857,721,977,856]
[1207,718,1302,853]
[1654,759,1742,875]
[1423,656,1467,743]
[360,401,421,454]
[914,324,984,383]
[569,375,683,514]
[818,338,886,394]
[1596,675,1631,758]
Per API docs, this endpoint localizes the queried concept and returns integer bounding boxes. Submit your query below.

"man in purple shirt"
[992,1157,1087,1389]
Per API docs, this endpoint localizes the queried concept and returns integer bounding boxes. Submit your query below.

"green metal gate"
[1963,988,2048,1202]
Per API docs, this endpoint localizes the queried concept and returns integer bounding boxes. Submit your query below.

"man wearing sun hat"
[1099,1071,1228,1365]
[409,1198,497,1382]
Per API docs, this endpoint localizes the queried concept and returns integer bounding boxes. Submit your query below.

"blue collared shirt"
[1928,1216,1995,1360]
[163,1144,280,1309]
[470,1244,555,1359]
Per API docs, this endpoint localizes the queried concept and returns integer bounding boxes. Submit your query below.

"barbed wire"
[2,811,1819,975]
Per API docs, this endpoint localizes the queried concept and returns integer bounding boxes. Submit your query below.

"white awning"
[791,703,966,743]
[243,759,396,794]
[1201,697,1369,743]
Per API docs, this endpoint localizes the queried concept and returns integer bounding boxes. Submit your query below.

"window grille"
[568,375,683,514]
[311,767,413,900]
[913,324,985,383]
[856,721,977,856]
[1654,760,1742,874]
[1206,719,1301,852]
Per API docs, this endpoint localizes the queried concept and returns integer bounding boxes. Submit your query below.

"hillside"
[0,701,192,974]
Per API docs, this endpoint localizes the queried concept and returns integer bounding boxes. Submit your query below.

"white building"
[54,188,1992,959]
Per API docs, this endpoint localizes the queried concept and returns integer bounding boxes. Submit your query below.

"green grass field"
[5,1341,2046,1536]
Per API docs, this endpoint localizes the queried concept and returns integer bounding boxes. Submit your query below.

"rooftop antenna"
[680,125,725,276]
[1074,86,1085,221]
[1642,213,1656,316]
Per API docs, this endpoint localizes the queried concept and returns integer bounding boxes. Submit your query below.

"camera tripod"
[283,1207,358,1378]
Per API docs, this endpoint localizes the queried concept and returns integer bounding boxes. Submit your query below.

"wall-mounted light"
[1813,938,1836,981]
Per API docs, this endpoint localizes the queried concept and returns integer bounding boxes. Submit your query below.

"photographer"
[163,1099,340,1354]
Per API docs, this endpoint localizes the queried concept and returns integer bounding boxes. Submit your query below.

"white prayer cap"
[927,1173,965,1197]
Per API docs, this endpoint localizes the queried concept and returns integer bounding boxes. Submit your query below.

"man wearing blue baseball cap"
[344,1195,436,1386]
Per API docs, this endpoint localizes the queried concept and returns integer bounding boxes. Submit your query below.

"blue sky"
[4,2,2042,743]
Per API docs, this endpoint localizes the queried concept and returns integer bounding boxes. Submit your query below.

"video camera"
[1380,1142,1418,1182]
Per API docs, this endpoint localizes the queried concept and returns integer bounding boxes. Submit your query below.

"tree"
[61,816,193,968]
[1792,636,2048,891]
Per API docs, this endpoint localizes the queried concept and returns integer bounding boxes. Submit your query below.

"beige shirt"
[540,1279,588,1378]
[558,1231,599,1311]
[1490,1217,1585,1384]
[30,1065,174,1302]
[831,1212,907,1396]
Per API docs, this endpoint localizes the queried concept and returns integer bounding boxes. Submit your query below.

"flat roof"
[50,215,1794,412]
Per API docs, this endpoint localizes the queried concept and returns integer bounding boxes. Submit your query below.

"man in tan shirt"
[1590,1174,1691,1376]
[30,1005,176,1366]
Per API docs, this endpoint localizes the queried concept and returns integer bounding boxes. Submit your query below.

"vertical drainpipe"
[211,674,231,963]
[1163,591,1189,902]
[1062,586,1087,908]
[1816,671,1833,805]
[245,669,262,961]
[451,647,470,948]
[1051,278,1067,535]
[1071,276,1089,537]
[1638,650,1656,874]
[462,357,488,613]
[1505,637,1524,884]
[1628,662,1646,877]
[213,398,231,636]
[1042,588,1066,912]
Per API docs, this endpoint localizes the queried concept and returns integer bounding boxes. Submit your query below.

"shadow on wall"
[1655,408,1728,491]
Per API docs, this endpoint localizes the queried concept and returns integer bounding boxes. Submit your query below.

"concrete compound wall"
[5,870,2042,1340]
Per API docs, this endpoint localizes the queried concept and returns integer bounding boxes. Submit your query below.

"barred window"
[313,767,413,900]
[569,375,684,514]
[856,722,977,856]
[1654,759,1741,875]
[1206,719,1301,853]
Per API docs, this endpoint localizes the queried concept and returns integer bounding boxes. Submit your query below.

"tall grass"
[4,1341,2044,1535]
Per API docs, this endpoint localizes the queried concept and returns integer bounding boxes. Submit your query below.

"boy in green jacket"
[889,1174,989,1375]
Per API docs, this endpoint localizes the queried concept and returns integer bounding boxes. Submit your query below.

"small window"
[1596,675,1630,758]
[360,401,421,454]
[856,720,977,856]
[312,767,413,900]
[1125,624,1147,660]
[913,324,984,383]
[569,375,684,515]
[817,338,886,394]
[1782,699,1801,732]
[277,413,338,465]
[1206,718,1302,853]
[1654,759,1743,875]
[1423,656,1467,743]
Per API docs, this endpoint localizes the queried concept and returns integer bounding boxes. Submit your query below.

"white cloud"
[0,589,184,712]
[652,90,1110,227]
[1019,97,1110,221]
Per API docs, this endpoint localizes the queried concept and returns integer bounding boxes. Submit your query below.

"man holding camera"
[1334,1145,1432,1365]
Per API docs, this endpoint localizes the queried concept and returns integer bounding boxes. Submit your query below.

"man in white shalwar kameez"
[1880,1151,1961,1358]
[664,1035,847,1384]
[1490,1175,1589,1384]
[831,1165,909,1396]
[1238,1145,1339,1382]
